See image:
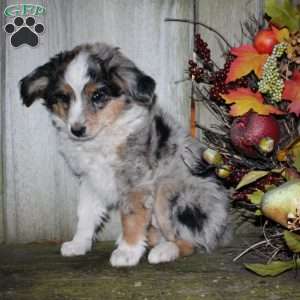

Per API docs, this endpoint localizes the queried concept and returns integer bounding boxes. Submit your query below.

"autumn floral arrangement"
[168,0,300,276]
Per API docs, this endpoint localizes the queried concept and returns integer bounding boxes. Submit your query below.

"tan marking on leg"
[154,181,178,241]
[175,240,194,257]
[147,226,162,247]
[121,190,151,245]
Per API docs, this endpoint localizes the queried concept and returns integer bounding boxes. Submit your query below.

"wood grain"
[0,0,7,243]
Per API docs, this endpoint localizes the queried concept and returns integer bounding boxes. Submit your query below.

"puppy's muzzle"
[71,123,86,138]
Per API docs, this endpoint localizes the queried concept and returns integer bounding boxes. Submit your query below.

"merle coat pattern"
[19,43,229,267]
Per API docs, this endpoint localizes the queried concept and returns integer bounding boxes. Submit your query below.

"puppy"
[19,43,229,267]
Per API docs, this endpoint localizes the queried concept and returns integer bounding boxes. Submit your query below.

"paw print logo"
[4,16,44,47]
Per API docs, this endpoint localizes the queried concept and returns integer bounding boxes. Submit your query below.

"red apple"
[254,29,278,54]
[230,112,280,158]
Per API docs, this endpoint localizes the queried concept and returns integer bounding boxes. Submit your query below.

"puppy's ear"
[20,69,49,107]
[117,66,156,106]
[19,49,77,107]
[98,45,156,106]
[130,70,156,105]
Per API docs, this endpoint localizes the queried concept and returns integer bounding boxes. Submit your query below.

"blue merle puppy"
[19,43,229,267]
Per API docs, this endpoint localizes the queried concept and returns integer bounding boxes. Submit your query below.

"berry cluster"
[225,165,248,186]
[195,34,211,63]
[189,34,252,96]
[188,60,204,83]
[188,34,213,83]
[258,42,287,102]
[209,58,231,99]
[209,56,250,100]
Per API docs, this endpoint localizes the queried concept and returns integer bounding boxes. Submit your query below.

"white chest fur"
[52,105,148,208]
[57,129,123,207]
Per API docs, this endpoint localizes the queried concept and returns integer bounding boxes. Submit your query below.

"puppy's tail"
[170,179,230,252]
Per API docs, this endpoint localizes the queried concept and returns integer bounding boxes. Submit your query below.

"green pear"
[261,180,300,227]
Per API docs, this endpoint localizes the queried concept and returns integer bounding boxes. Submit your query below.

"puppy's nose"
[71,123,86,137]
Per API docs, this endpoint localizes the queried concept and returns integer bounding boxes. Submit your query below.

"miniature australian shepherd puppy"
[20,43,229,267]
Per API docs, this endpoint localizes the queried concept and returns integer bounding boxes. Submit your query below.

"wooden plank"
[0,0,7,243]
[195,0,262,133]
[3,0,193,242]
[1,240,300,299]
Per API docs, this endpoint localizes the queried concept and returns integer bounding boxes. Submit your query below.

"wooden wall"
[0,0,6,243]
[0,0,262,243]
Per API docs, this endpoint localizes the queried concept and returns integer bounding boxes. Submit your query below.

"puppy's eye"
[56,93,70,103]
[91,88,107,103]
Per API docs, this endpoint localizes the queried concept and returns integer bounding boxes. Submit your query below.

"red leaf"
[283,71,300,116]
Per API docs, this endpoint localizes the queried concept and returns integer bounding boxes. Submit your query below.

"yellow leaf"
[272,25,290,42]
[220,88,284,117]
[236,170,269,190]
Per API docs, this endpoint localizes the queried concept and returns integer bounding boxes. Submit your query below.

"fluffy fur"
[19,43,230,267]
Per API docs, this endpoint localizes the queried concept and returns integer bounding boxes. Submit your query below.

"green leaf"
[289,144,300,172]
[283,0,299,17]
[270,168,284,174]
[247,189,264,206]
[265,0,300,32]
[245,260,295,276]
[236,171,269,190]
[284,230,300,253]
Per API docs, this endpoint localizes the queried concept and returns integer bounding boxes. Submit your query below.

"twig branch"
[263,220,278,250]
[233,240,270,262]
[268,248,281,264]
[173,77,190,85]
[233,229,300,262]
[165,18,232,49]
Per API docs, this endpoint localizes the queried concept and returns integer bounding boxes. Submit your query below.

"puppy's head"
[20,43,156,140]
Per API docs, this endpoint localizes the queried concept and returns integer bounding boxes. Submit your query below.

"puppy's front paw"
[148,241,179,264]
[110,241,145,267]
[61,240,92,257]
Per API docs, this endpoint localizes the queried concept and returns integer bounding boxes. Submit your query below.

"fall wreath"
[167,0,300,276]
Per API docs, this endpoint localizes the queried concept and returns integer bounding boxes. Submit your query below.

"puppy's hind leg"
[148,181,194,264]
[61,179,107,257]
[110,188,152,267]
[147,225,162,247]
